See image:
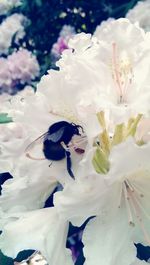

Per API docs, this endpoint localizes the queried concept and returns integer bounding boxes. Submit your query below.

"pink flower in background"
[52,37,69,58]
[0,48,40,94]
[8,48,40,84]
[51,25,75,59]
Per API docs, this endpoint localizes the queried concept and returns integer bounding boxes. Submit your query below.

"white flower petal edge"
[0,167,57,213]
[131,259,149,265]
[83,211,149,265]
[126,0,150,32]
[83,197,136,265]
[0,208,73,265]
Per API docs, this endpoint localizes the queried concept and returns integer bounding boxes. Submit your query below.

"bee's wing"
[25,132,48,153]
[46,126,65,143]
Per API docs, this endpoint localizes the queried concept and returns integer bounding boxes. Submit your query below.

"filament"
[123,182,135,226]
[122,178,150,245]
[112,42,123,102]
[26,152,46,160]
[111,42,133,104]
[118,185,123,208]
[128,187,150,244]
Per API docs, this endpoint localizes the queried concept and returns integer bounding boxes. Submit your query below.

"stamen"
[125,179,134,192]
[26,153,46,160]
[129,189,150,244]
[112,42,123,102]
[123,182,135,226]
[129,181,144,198]
[118,185,123,208]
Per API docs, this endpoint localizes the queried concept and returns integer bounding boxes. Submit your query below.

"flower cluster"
[0,8,40,94]
[0,48,40,94]
[0,13,26,55]
[0,18,150,265]
[51,25,75,61]
[0,0,21,16]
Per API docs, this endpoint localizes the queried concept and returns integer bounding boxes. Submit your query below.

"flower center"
[111,42,133,104]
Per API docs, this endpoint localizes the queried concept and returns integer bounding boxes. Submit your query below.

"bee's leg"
[61,141,70,151]
[61,142,75,178]
[65,150,75,179]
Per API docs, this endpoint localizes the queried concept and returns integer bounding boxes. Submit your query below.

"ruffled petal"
[0,208,73,265]
[83,189,136,265]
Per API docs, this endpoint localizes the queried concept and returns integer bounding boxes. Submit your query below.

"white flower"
[0,0,21,16]
[126,0,150,32]
[93,18,150,121]
[0,122,57,214]
[54,138,150,265]
[0,14,26,55]
[94,18,115,36]
[0,70,86,214]
[1,18,150,264]
[0,208,73,265]
[51,25,75,59]
[56,19,150,124]
[0,60,87,262]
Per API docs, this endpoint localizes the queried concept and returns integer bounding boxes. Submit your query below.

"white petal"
[54,174,107,226]
[0,208,73,265]
[0,173,56,212]
[83,186,136,265]
[105,138,150,185]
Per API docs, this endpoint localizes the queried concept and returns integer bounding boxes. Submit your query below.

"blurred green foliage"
[0,113,13,124]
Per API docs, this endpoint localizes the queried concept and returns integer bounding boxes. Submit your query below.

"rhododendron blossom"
[0,14,26,55]
[0,18,150,265]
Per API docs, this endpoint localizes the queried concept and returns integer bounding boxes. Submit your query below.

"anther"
[129,221,135,227]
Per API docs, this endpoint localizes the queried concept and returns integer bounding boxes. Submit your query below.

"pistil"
[111,42,133,104]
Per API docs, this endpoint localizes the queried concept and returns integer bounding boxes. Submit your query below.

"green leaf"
[0,113,13,124]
